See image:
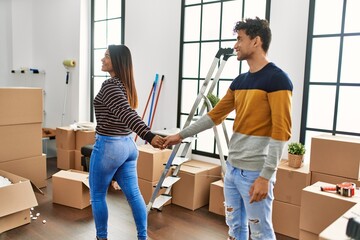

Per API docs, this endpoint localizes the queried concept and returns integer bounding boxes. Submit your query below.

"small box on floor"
[172,160,221,211]
[0,170,38,234]
[52,170,90,209]
[209,179,225,216]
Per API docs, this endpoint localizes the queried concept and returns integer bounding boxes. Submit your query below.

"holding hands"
[150,135,165,149]
[162,133,183,149]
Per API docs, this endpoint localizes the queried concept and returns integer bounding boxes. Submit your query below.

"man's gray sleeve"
[179,114,215,139]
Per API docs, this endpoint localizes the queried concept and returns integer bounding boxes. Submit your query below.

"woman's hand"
[150,135,165,149]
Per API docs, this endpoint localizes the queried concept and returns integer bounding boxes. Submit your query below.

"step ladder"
[147,48,235,212]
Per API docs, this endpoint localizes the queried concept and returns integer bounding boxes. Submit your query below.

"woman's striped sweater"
[93,77,155,143]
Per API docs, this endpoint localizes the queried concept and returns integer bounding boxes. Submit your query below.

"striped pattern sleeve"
[94,79,154,142]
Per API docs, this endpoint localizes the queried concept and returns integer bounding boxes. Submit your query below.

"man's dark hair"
[233,17,271,53]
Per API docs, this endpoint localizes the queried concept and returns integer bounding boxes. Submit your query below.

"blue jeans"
[224,162,276,240]
[89,134,147,240]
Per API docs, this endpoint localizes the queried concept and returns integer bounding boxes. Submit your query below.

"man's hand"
[162,133,183,148]
[249,176,269,203]
[150,135,165,149]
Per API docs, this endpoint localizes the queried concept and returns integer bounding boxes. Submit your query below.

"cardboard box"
[319,202,360,240]
[172,160,221,210]
[209,179,225,216]
[272,200,300,239]
[310,135,360,179]
[138,178,170,205]
[274,160,311,206]
[300,181,360,235]
[0,170,38,233]
[74,150,83,171]
[299,230,318,240]
[0,123,42,162]
[137,144,172,181]
[52,170,90,209]
[57,148,75,170]
[0,154,47,188]
[56,127,76,150]
[0,87,43,126]
[311,171,360,187]
[75,130,95,150]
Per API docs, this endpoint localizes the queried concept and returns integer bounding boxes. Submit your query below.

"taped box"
[52,170,90,209]
[0,170,38,234]
[172,160,221,210]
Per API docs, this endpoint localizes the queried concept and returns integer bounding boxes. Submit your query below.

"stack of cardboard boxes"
[0,88,46,188]
[272,160,311,239]
[299,134,360,239]
[0,87,44,233]
[53,127,95,209]
[56,127,95,171]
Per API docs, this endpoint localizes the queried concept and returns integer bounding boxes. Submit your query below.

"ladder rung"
[159,176,180,188]
[152,194,172,209]
[171,156,189,166]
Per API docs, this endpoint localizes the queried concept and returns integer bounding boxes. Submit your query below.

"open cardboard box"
[0,170,38,233]
[52,169,90,209]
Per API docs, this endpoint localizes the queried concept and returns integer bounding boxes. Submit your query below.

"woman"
[89,44,164,240]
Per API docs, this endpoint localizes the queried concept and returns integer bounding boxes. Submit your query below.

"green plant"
[207,93,220,107]
[288,142,306,155]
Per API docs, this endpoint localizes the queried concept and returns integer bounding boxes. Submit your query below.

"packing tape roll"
[63,59,76,68]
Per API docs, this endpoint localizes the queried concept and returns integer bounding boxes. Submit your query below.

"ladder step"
[160,176,180,188]
[170,156,189,166]
[152,194,172,209]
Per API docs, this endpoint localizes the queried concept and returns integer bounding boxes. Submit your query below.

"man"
[163,17,292,240]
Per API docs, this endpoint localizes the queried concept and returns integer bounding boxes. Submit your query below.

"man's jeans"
[224,162,276,240]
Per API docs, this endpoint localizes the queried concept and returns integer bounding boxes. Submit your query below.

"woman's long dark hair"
[108,45,138,109]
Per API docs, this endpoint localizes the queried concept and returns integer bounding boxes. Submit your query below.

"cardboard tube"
[63,59,76,68]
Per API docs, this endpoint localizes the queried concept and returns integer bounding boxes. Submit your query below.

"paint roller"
[61,59,76,126]
[63,59,76,68]
[63,59,76,84]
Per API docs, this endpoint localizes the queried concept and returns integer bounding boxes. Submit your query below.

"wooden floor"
[0,157,295,240]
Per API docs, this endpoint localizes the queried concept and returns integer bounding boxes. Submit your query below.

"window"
[90,0,125,121]
[301,0,360,152]
[179,0,270,158]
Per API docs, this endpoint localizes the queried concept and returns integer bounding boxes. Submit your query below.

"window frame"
[178,0,271,159]
[90,0,125,122]
[300,0,360,147]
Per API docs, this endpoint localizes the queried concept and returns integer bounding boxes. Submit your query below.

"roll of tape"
[63,59,76,68]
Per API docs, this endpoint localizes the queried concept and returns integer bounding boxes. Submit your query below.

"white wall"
[0,0,13,85]
[0,0,309,161]
[125,0,182,132]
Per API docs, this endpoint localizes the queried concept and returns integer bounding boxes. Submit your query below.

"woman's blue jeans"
[224,162,276,240]
[89,134,147,240]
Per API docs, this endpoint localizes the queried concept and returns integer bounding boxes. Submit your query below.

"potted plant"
[287,142,306,168]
